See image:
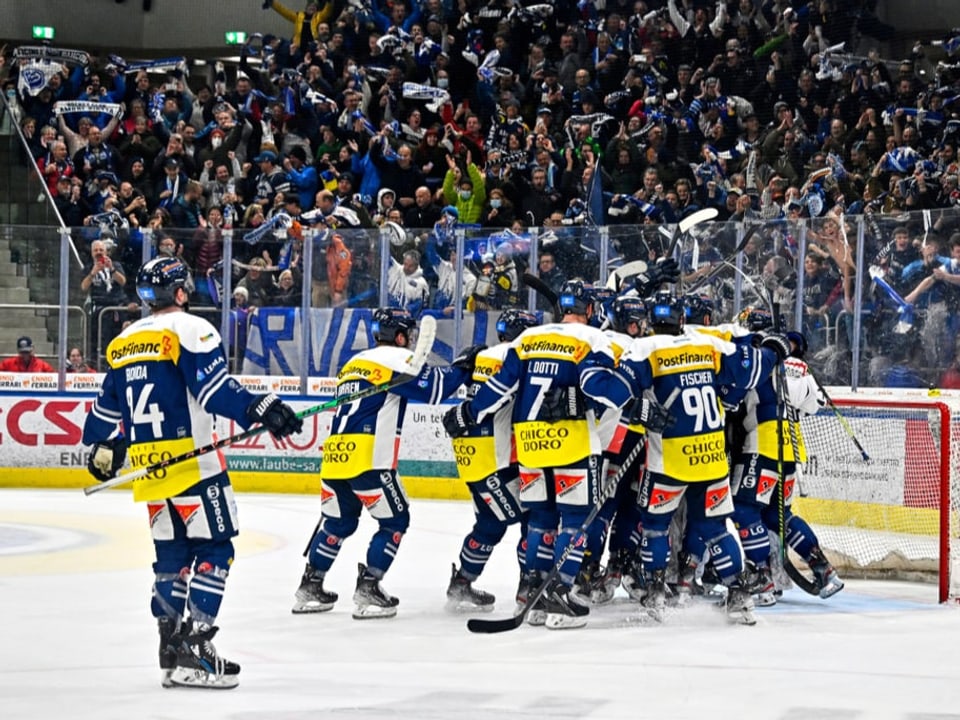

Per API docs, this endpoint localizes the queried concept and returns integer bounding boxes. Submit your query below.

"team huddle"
[81,255,844,690]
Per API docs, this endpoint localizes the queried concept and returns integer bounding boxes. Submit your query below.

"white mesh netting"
[796,391,960,601]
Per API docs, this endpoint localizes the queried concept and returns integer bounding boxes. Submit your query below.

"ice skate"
[589,549,627,605]
[520,571,547,626]
[640,569,667,622]
[809,548,844,599]
[673,555,704,608]
[166,621,240,690]
[571,556,599,607]
[752,565,777,607]
[621,557,646,603]
[446,563,495,612]
[725,583,758,626]
[543,580,590,630]
[352,563,399,619]
[292,564,338,614]
[158,616,179,688]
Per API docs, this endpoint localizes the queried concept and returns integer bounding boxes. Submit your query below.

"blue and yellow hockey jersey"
[82,311,258,502]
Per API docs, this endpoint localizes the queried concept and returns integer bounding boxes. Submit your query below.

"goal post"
[796,393,959,602]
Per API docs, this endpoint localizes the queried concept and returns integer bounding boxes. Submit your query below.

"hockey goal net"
[796,394,960,602]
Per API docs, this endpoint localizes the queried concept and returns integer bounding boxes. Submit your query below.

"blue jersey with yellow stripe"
[321,346,467,479]
[615,331,777,482]
[469,322,628,467]
[82,310,257,502]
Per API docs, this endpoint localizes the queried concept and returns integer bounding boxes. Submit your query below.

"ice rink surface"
[2,488,960,720]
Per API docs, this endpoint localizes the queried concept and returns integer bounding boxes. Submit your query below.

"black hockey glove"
[87,436,128,482]
[246,393,303,439]
[634,257,680,296]
[442,402,477,438]
[759,332,792,363]
[451,344,487,374]
[628,396,676,433]
[539,387,586,422]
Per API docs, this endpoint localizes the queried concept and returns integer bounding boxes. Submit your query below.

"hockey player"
[582,294,652,604]
[758,331,844,602]
[612,291,790,624]
[82,256,303,690]
[445,308,540,612]
[443,281,630,629]
[293,308,480,619]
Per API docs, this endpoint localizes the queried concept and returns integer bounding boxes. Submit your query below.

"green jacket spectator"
[442,161,486,225]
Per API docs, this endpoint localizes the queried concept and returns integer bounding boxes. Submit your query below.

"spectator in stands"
[229,286,253,370]
[480,187,515,228]
[387,249,429,315]
[404,185,441,230]
[442,152,486,224]
[54,176,85,227]
[283,146,319,210]
[536,250,566,312]
[81,239,128,361]
[154,157,188,211]
[0,337,55,373]
[37,140,75,195]
[65,346,96,374]
[169,180,205,229]
[270,269,303,307]
[237,257,275,308]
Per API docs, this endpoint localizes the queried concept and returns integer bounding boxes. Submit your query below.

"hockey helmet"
[371,307,416,345]
[558,280,592,316]
[683,294,715,325]
[736,306,773,332]
[646,291,684,334]
[496,308,539,342]
[136,256,190,309]
[610,296,647,335]
[786,330,808,359]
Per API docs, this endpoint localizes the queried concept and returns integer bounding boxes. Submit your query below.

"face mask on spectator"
[490,198,502,208]
[437,77,449,89]
[211,137,223,149]
[347,64,358,74]
[460,190,472,200]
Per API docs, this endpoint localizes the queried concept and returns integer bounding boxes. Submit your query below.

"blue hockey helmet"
[496,308,539,342]
[646,291,684,334]
[736,306,773,332]
[136,256,190,309]
[610,296,647,335]
[371,307,416,345]
[558,280,592,316]
[786,331,808,358]
[683,294,715,325]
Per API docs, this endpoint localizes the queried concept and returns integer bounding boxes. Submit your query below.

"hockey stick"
[811,375,870,461]
[84,316,438,496]
[467,386,681,634]
[685,222,762,296]
[783,555,823,596]
[665,207,719,259]
[521,271,560,318]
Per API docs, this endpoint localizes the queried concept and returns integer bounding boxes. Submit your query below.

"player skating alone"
[445,308,540,612]
[444,281,628,629]
[83,256,303,689]
[293,308,479,619]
